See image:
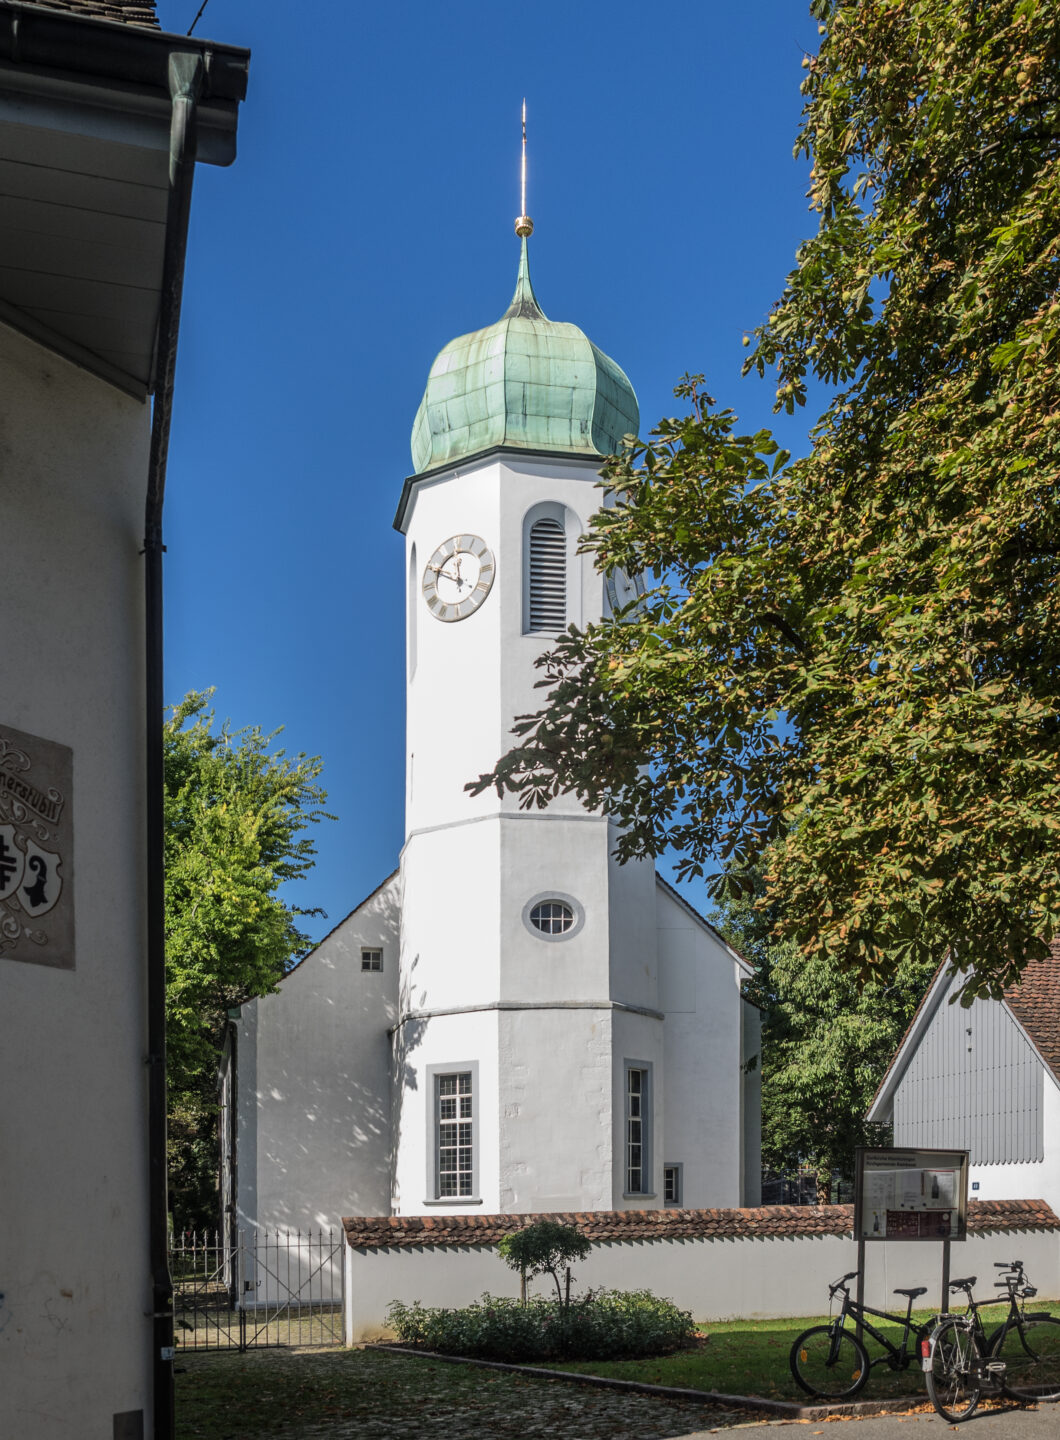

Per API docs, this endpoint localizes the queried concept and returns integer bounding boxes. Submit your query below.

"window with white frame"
[435,1070,474,1198]
[625,1063,651,1195]
[664,1163,682,1206]
[527,516,566,631]
[361,948,383,972]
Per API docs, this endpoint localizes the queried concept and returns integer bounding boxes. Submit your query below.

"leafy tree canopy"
[165,691,332,1223]
[472,0,1060,999]
[713,874,935,1190]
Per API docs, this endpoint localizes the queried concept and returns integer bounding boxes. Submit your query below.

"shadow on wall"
[389,948,428,1209]
[247,878,404,1230]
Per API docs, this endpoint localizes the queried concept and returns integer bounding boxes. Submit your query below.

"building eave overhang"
[0,2,249,396]
[393,444,610,533]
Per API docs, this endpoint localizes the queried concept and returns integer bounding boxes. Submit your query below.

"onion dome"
[410,236,639,475]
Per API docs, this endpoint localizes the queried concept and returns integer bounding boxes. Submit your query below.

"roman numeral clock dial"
[422,534,496,621]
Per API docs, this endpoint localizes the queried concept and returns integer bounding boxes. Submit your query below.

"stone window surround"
[623,1058,655,1199]
[424,1060,482,1207]
[522,891,586,942]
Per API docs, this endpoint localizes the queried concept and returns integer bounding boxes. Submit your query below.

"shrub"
[386,1289,696,1362]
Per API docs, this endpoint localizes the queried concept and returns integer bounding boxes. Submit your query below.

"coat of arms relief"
[0,723,74,969]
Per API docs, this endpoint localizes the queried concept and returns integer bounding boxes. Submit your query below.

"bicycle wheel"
[790,1324,870,1398]
[925,1318,982,1423]
[993,1315,1060,1402]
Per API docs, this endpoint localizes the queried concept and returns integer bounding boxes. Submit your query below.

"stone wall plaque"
[0,722,74,969]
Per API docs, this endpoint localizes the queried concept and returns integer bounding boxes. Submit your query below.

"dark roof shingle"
[16,0,159,27]
[1005,942,1060,1084]
[342,1199,1059,1249]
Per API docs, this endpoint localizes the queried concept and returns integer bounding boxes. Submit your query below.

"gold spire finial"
[515,99,534,238]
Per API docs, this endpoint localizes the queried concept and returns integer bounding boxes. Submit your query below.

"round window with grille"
[530,900,574,934]
[523,893,584,941]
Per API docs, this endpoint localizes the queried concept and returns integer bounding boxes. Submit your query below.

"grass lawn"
[548,1302,1019,1401]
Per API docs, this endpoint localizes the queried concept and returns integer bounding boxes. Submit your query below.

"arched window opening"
[528,517,566,632]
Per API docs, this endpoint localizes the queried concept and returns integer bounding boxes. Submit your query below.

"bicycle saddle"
[893,1286,927,1298]
[949,1276,977,1288]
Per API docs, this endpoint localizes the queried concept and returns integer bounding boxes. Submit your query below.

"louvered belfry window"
[528,517,566,631]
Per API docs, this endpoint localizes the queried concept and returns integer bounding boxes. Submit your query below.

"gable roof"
[17,0,159,25]
[1004,942,1060,1085]
[868,945,1060,1122]
[654,873,753,976]
[278,870,399,982]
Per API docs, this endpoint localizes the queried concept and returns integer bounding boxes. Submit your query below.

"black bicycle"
[923,1261,1060,1422]
[790,1271,933,1399]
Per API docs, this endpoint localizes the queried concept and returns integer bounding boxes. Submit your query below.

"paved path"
[673,1400,1059,1438]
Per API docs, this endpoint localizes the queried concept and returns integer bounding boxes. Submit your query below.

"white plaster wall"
[607,839,660,1014]
[657,887,747,1208]
[399,824,501,1012]
[344,1228,1060,1342]
[0,326,152,1437]
[498,1007,613,1211]
[403,452,610,838]
[612,1006,667,1207]
[392,1009,501,1214]
[498,813,611,1003]
[234,876,400,1237]
[968,1075,1060,1216]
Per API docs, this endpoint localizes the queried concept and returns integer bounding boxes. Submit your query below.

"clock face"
[605,568,646,615]
[422,534,496,622]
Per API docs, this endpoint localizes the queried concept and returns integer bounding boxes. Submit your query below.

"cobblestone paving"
[176,1347,779,1440]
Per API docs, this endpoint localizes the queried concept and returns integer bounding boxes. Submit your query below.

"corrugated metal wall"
[893,992,1044,1164]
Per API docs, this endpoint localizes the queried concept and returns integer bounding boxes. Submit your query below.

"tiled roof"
[342,1199,1059,1249]
[1005,942,1060,1084]
[16,0,159,27]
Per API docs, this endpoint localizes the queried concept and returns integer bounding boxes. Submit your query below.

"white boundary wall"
[344,1226,1060,1342]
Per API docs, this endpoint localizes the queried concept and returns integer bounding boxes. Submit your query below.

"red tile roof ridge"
[342,1199,1058,1248]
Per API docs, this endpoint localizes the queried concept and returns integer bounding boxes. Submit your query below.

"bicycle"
[986,1259,1060,1404]
[921,1275,1001,1423]
[790,1270,933,1399]
[922,1261,1060,1421]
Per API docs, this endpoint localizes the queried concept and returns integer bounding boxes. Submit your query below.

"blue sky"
[160,0,822,940]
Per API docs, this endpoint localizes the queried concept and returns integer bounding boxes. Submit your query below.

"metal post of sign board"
[855,1236,866,1345]
[940,1237,951,1317]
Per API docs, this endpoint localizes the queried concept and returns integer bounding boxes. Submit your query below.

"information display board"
[854,1147,969,1242]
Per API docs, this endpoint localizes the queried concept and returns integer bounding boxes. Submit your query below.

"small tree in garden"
[498,1220,591,1306]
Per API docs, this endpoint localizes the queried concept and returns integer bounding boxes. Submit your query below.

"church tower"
[392,159,683,1213]
[224,134,760,1241]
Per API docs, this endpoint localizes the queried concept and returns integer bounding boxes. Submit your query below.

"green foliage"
[498,1220,592,1304]
[386,1290,696,1362]
[472,2,1060,999]
[165,691,332,1225]
[711,871,934,1184]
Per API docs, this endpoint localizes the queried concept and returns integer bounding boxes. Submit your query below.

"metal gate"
[171,1228,344,1351]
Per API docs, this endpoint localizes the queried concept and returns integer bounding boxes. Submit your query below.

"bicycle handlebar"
[829,1271,858,1296]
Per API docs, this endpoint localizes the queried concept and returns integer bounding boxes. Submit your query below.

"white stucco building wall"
[0,324,151,1436]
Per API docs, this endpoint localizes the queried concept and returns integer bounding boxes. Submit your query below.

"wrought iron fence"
[171,1227,344,1351]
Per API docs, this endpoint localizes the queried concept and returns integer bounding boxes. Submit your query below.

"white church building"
[222,220,761,1236]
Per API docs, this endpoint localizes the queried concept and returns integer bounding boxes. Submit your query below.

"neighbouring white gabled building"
[867,946,1060,1217]
[224,221,761,1237]
[0,3,247,1436]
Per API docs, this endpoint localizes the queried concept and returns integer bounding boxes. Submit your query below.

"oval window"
[529,900,575,936]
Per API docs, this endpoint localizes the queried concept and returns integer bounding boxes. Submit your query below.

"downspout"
[144,51,204,1440]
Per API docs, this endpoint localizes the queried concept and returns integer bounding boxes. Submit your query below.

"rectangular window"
[361,948,383,972]
[625,1064,651,1195]
[435,1071,474,1198]
[664,1163,682,1206]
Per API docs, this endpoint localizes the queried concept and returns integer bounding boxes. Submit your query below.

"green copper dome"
[410,238,639,475]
